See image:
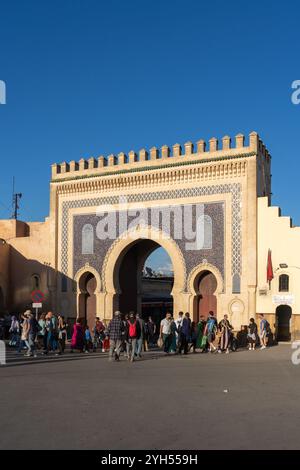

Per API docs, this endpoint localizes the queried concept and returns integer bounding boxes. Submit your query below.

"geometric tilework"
[61,183,242,278]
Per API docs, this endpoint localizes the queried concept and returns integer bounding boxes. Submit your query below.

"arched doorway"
[141,246,174,326]
[276,305,292,341]
[102,225,186,320]
[78,272,97,328]
[117,240,174,322]
[196,270,217,322]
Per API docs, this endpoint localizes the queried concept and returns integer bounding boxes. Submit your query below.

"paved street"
[0,345,299,450]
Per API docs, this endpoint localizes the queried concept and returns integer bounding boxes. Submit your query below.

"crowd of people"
[0,309,272,360]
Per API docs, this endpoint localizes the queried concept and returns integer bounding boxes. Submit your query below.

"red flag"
[267,249,274,287]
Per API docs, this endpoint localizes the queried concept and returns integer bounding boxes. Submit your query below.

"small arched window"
[31,274,40,291]
[82,224,94,255]
[203,215,212,249]
[279,274,289,292]
[232,273,241,294]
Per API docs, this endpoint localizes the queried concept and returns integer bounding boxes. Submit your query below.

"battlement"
[51,131,270,181]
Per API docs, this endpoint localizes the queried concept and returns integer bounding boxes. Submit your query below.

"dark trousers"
[163,334,172,353]
[58,333,66,353]
[179,334,189,354]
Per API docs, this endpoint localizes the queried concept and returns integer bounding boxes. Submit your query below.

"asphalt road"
[0,345,299,450]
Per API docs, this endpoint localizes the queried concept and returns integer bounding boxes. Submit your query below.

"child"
[84,325,93,353]
[102,330,110,353]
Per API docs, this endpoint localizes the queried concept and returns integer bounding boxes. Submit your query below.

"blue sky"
[0,0,300,270]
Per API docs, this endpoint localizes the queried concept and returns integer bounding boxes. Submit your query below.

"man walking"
[178,312,191,355]
[107,311,124,361]
[146,316,156,347]
[125,312,141,362]
[204,311,218,353]
[259,314,269,349]
[25,311,39,357]
[135,313,146,357]
[160,312,172,354]
[175,311,184,350]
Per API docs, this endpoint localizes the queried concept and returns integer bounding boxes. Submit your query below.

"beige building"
[0,131,299,340]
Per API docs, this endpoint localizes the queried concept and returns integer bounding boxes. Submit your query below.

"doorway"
[276,305,292,341]
[78,272,97,328]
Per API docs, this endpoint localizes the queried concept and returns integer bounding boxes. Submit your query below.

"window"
[82,224,94,255]
[31,274,40,291]
[279,274,289,292]
[232,273,241,294]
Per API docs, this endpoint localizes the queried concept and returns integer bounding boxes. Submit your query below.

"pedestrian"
[179,312,191,355]
[146,316,156,347]
[44,312,54,354]
[159,312,172,354]
[218,314,233,354]
[70,319,84,353]
[57,314,67,354]
[169,316,178,353]
[93,317,105,352]
[125,312,141,362]
[9,315,20,347]
[189,321,198,353]
[135,313,146,358]
[196,315,206,351]
[259,314,269,349]
[17,314,27,354]
[84,324,92,352]
[102,331,110,352]
[24,311,39,357]
[84,325,93,353]
[175,311,184,350]
[51,313,59,352]
[107,311,124,362]
[247,317,258,350]
[204,311,218,353]
[37,313,47,350]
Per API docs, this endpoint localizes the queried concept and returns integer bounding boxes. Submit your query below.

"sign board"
[272,295,294,306]
[32,303,42,309]
[31,290,45,303]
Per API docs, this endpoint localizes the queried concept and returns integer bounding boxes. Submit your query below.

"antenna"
[11,177,22,220]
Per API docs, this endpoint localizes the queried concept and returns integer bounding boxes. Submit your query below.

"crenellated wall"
[51,131,271,181]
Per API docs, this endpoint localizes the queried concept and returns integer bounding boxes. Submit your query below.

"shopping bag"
[200,335,207,349]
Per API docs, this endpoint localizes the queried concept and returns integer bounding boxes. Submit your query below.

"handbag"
[157,337,163,348]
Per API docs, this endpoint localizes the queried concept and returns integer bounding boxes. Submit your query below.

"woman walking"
[247,318,258,350]
[38,313,47,351]
[9,315,20,348]
[57,314,67,354]
[169,316,178,353]
[219,314,233,354]
[71,319,84,353]
[196,316,206,351]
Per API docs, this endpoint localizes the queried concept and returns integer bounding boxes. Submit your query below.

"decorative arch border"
[187,261,224,295]
[74,263,102,292]
[102,224,186,295]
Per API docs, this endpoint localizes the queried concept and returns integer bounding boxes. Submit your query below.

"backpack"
[128,321,137,338]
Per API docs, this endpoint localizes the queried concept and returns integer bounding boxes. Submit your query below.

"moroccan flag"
[267,249,274,288]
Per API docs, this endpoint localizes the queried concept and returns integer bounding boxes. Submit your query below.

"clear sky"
[1,0,300,269]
